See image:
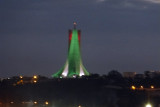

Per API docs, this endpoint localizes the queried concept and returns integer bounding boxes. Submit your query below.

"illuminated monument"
[52,23,89,78]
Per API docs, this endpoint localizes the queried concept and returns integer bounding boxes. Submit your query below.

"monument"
[52,23,89,78]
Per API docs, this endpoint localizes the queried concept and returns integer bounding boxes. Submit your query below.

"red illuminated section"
[69,30,72,46]
[68,30,81,47]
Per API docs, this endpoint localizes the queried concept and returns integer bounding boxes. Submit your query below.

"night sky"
[0,0,160,78]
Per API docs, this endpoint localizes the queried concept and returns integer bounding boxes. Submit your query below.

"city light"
[20,76,23,79]
[33,80,37,83]
[145,103,152,107]
[45,101,49,105]
[140,85,144,89]
[10,101,14,104]
[131,85,136,90]
[34,101,37,104]
[33,75,37,79]
[151,85,154,89]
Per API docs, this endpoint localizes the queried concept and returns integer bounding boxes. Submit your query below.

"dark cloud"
[0,0,160,77]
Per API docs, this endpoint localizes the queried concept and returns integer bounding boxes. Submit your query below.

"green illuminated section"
[68,30,80,76]
[52,29,89,78]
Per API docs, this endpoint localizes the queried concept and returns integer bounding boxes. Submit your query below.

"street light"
[145,103,152,107]
[140,85,144,89]
[20,76,23,79]
[131,85,136,90]
[33,75,37,79]
[34,101,37,104]
[45,101,49,105]
[150,85,154,89]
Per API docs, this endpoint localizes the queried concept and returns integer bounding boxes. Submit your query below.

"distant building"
[144,70,160,78]
[123,72,136,78]
[134,74,145,79]
[154,71,160,76]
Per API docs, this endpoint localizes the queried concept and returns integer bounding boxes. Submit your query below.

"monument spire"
[73,22,77,29]
[52,24,89,78]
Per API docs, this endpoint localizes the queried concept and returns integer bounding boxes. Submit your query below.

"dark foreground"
[1,75,160,107]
